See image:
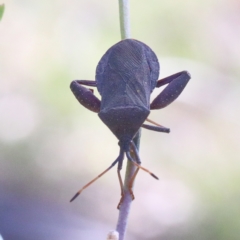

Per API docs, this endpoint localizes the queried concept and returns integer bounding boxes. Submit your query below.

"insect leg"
[118,146,140,206]
[70,80,101,113]
[146,118,165,127]
[129,142,141,164]
[128,167,140,200]
[127,144,141,201]
[126,150,159,180]
[150,71,191,110]
[142,124,170,133]
[70,149,124,202]
[144,118,170,132]
[117,154,125,209]
[74,80,97,87]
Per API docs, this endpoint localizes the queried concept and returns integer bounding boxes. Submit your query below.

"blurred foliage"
[0,0,240,240]
[0,4,4,21]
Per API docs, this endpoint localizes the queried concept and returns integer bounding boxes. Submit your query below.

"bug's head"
[118,139,131,152]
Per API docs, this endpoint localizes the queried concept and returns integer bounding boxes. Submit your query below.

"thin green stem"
[118,0,130,39]
[116,1,138,239]
[116,131,140,240]
[116,1,141,239]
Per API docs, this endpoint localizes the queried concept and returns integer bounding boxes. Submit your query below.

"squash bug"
[70,39,191,207]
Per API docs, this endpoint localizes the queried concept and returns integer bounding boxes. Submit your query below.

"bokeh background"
[1,0,240,239]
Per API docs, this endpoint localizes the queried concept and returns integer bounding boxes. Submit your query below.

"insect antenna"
[70,150,124,202]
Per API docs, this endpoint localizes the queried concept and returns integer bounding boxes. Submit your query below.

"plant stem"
[116,131,140,240]
[115,1,141,239]
[118,0,130,39]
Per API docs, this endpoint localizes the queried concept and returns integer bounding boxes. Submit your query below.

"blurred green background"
[0,0,240,239]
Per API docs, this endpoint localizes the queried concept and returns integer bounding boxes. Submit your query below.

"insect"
[70,39,191,207]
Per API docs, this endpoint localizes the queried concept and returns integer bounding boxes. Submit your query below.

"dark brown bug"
[70,39,190,207]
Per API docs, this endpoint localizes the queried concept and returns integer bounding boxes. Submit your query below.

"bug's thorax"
[95,39,160,110]
[98,106,150,143]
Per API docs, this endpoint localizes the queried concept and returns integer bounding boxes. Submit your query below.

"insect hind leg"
[70,149,124,203]
[117,151,125,209]
[142,123,170,133]
[126,143,159,180]
[117,143,159,208]
[117,147,139,209]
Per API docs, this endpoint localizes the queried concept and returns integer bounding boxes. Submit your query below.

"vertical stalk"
[114,1,141,239]
[116,131,140,240]
[118,0,130,39]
